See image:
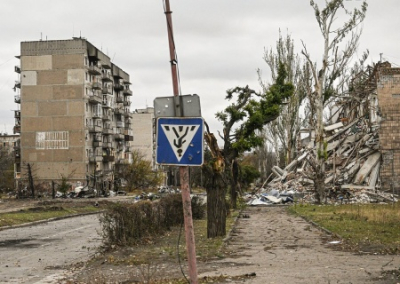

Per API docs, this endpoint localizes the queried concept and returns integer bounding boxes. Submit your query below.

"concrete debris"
[245,189,294,206]
[249,66,400,205]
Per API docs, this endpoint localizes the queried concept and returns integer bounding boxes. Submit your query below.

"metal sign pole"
[164,1,198,283]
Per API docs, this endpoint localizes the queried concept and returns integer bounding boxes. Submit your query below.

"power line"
[0,58,14,67]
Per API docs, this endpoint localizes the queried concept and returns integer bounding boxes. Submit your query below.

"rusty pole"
[164,1,198,283]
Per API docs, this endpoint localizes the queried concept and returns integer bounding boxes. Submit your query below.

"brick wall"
[377,64,400,191]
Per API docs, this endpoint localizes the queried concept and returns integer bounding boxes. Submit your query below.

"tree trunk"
[203,130,227,238]
[314,164,326,204]
[205,171,226,238]
[27,163,34,198]
[230,159,239,209]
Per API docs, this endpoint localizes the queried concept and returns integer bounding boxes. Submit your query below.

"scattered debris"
[249,64,399,205]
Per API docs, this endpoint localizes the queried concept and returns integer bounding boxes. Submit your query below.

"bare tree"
[301,0,368,203]
[259,31,310,167]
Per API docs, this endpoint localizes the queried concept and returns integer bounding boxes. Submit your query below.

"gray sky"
[0,0,399,137]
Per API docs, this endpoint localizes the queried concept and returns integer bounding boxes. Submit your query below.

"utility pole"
[163,1,198,283]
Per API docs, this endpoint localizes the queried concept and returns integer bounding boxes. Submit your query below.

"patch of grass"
[0,205,101,227]
[288,202,400,254]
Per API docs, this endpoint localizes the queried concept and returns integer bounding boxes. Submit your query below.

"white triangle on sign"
[161,124,200,162]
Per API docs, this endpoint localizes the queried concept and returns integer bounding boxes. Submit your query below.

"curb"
[223,211,241,243]
[291,208,342,239]
[0,210,105,232]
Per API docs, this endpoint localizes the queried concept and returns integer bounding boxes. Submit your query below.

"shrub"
[100,194,206,247]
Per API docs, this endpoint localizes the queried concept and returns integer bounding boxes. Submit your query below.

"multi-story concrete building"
[13,38,134,193]
[131,107,155,165]
[0,133,20,156]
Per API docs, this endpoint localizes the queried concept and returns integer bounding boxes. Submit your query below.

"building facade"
[0,134,20,156]
[131,107,155,165]
[377,63,400,192]
[13,38,134,193]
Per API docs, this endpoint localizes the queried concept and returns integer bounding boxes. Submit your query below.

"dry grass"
[0,202,103,227]
[289,202,400,254]
[69,208,239,284]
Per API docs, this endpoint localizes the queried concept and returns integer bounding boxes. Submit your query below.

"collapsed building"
[256,62,400,204]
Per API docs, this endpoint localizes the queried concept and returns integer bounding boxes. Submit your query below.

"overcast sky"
[0,0,399,137]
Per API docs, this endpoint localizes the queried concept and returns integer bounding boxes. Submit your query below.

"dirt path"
[198,206,400,284]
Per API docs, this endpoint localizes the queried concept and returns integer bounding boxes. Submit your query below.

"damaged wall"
[377,65,400,192]
[262,62,400,203]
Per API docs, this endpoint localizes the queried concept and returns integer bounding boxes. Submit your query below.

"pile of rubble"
[251,118,398,205]
[248,64,399,205]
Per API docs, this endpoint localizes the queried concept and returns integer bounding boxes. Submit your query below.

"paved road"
[0,214,102,284]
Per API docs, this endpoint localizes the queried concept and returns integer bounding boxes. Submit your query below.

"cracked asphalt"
[0,214,101,284]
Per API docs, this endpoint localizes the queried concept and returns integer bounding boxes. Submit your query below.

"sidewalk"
[198,206,400,284]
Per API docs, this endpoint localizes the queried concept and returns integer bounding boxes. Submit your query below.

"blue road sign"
[156,117,204,166]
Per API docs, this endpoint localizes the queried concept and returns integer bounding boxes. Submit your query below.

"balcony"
[93,141,103,147]
[101,61,112,70]
[123,100,131,107]
[14,81,21,89]
[102,87,112,95]
[92,112,102,119]
[94,134,102,141]
[14,110,21,118]
[88,95,102,104]
[103,128,114,135]
[125,135,134,142]
[88,64,101,75]
[88,125,103,133]
[114,108,124,115]
[114,84,124,91]
[116,121,125,128]
[101,72,113,82]
[102,113,112,121]
[114,133,124,140]
[92,82,102,90]
[89,155,103,163]
[103,155,115,163]
[102,100,113,109]
[102,141,112,148]
[14,95,20,104]
[123,108,131,117]
[13,125,21,134]
[124,129,133,136]
[123,89,133,96]
[93,134,102,146]
[116,96,124,103]
[15,66,21,73]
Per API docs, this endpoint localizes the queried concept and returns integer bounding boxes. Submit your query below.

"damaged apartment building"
[13,38,134,194]
[264,62,400,203]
